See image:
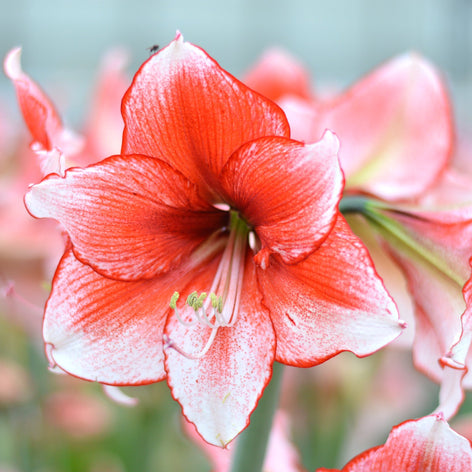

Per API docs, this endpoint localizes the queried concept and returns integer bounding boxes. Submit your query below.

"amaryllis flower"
[23,34,402,446]
[317,414,472,472]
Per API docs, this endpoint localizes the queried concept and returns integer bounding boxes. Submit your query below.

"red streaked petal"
[25,154,225,281]
[44,250,168,385]
[4,48,62,150]
[258,216,402,366]
[121,34,290,197]
[317,415,472,471]
[164,256,276,447]
[220,131,343,265]
[313,53,453,201]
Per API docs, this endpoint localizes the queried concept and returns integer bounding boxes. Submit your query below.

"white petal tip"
[4,47,23,79]
[320,129,340,153]
[102,385,139,407]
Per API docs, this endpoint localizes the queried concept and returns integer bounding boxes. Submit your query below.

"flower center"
[164,210,250,359]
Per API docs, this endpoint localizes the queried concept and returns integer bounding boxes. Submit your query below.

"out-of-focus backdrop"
[1,1,472,471]
[1,0,472,125]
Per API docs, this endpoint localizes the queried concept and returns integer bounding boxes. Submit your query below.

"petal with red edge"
[220,131,342,265]
[4,48,63,150]
[345,213,416,348]
[435,272,472,418]
[25,154,226,281]
[164,255,276,447]
[121,33,290,197]
[44,245,224,386]
[387,246,465,384]
[44,249,168,385]
[311,53,453,201]
[258,216,402,366]
[317,415,472,472]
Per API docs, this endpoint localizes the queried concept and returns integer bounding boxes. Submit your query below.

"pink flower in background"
[0,46,130,340]
[184,411,305,472]
[317,414,472,472]
[277,53,453,201]
[243,48,313,103]
[21,34,402,446]
[252,49,470,413]
[4,46,128,176]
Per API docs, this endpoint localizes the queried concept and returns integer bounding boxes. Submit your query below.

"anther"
[170,291,179,309]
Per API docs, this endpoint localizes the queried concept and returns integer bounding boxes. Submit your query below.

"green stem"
[229,362,285,472]
[362,204,464,286]
[338,195,369,214]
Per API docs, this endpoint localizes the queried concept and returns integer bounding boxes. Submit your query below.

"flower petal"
[4,47,62,150]
[220,131,343,265]
[44,250,169,385]
[317,415,472,472]
[345,213,416,348]
[435,270,472,418]
[258,216,402,366]
[44,243,225,385]
[25,154,225,280]
[312,53,453,200]
[164,255,276,447]
[121,33,290,197]
[390,248,465,383]
[4,47,83,162]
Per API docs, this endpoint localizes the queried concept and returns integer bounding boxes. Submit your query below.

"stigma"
[164,211,250,359]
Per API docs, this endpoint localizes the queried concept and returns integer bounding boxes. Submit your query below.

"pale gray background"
[1,0,472,128]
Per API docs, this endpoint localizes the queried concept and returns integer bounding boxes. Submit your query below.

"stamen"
[166,210,250,359]
[163,328,218,360]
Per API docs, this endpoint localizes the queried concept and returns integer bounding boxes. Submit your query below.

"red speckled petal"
[164,255,276,447]
[317,415,472,472]
[258,216,402,366]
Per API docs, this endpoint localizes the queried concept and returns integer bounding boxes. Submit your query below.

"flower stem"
[229,362,285,472]
[338,195,369,214]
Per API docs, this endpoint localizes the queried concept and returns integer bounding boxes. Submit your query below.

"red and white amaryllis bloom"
[23,34,402,446]
[317,414,472,472]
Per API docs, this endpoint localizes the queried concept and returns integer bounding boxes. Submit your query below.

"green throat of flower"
[164,210,251,359]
